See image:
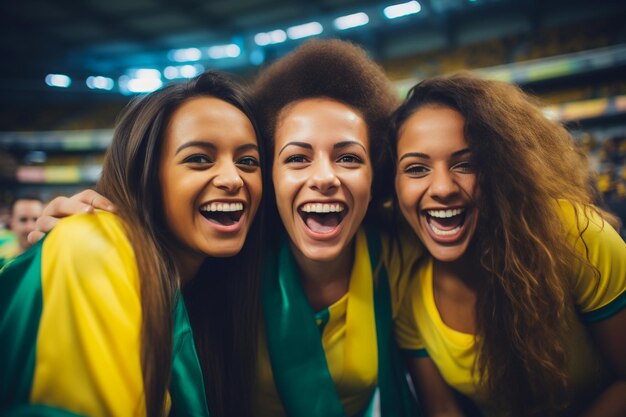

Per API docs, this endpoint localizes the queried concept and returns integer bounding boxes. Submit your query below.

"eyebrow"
[334,140,367,152]
[399,147,471,162]
[278,141,312,156]
[278,140,367,156]
[176,140,259,155]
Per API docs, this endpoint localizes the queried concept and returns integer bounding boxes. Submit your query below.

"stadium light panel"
[127,78,163,93]
[287,22,323,40]
[168,47,202,62]
[86,76,114,90]
[254,29,287,46]
[164,66,180,80]
[383,1,421,19]
[119,69,163,94]
[208,44,241,59]
[333,12,369,30]
[180,64,201,78]
[45,74,71,88]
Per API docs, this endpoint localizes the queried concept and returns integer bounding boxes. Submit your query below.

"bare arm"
[28,189,116,244]
[580,309,626,417]
[406,356,465,417]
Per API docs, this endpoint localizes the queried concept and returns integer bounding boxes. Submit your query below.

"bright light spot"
[254,29,287,46]
[133,68,161,79]
[86,76,114,90]
[208,44,241,59]
[127,77,163,93]
[119,69,162,94]
[383,1,421,19]
[333,12,369,30]
[287,22,323,40]
[164,66,179,80]
[168,47,202,62]
[179,65,198,78]
[45,74,71,88]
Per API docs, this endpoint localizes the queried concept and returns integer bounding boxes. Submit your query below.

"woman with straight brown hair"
[0,70,265,417]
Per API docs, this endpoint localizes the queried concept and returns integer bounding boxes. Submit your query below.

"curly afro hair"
[252,38,398,169]
[251,39,399,220]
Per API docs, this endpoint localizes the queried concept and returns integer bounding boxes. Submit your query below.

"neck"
[289,240,354,311]
[173,248,205,285]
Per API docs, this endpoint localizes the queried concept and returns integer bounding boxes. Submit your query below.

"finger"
[42,196,94,218]
[72,189,116,212]
[33,215,60,235]
[27,230,46,245]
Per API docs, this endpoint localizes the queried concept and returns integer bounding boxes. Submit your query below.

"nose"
[309,158,340,194]
[428,168,459,200]
[213,161,244,193]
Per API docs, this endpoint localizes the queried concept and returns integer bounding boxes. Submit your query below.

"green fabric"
[402,348,430,358]
[262,240,346,417]
[0,239,209,416]
[580,290,626,323]
[314,308,331,333]
[169,296,211,417]
[0,240,45,409]
[262,231,421,417]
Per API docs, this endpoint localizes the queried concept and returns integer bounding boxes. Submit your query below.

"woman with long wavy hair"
[391,73,626,416]
[0,71,264,417]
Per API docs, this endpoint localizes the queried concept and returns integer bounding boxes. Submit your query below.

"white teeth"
[301,202,345,213]
[428,223,462,236]
[200,202,243,212]
[427,208,465,218]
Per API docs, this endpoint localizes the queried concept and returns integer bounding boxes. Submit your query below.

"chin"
[204,240,246,258]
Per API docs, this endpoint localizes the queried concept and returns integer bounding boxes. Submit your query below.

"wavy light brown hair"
[251,39,399,232]
[98,71,263,417]
[389,73,609,416]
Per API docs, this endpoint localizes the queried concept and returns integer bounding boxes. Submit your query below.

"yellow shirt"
[395,201,626,416]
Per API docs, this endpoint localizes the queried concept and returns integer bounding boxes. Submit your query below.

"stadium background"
[0,0,625,233]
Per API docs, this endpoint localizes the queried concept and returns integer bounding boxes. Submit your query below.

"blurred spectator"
[0,204,17,268]
[0,196,44,267]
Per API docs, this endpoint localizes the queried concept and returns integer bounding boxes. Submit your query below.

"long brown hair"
[389,73,607,416]
[98,71,263,417]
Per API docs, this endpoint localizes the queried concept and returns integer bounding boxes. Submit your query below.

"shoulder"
[41,211,139,291]
[555,199,618,241]
[45,211,133,259]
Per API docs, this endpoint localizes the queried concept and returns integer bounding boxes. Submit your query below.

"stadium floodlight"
[383,1,421,19]
[208,44,241,59]
[180,64,201,78]
[45,74,71,88]
[86,76,114,90]
[168,47,202,62]
[119,69,163,94]
[164,66,180,80]
[333,12,370,30]
[254,29,287,46]
[287,22,323,40]
[127,77,163,93]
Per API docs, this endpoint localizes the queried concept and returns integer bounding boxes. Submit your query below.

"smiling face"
[395,105,479,263]
[159,96,262,273]
[272,98,372,262]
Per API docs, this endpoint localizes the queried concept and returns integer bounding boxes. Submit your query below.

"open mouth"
[298,202,347,234]
[200,202,244,226]
[425,208,466,237]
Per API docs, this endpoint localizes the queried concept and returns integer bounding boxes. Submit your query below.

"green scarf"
[262,229,421,417]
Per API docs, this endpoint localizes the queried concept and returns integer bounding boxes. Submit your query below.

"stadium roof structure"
[0,0,623,104]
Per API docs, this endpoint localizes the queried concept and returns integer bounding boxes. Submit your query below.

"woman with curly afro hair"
[251,39,421,417]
